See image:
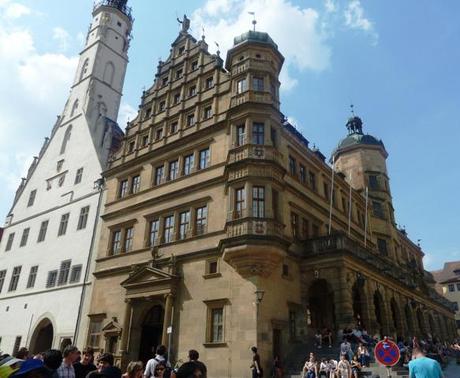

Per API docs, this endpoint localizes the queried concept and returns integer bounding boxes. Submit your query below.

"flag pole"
[364,186,369,247]
[328,156,335,235]
[348,172,352,236]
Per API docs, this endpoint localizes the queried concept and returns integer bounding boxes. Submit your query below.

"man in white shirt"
[57,346,79,378]
[144,345,170,378]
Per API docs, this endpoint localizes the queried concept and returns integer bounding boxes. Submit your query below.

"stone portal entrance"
[29,318,54,353]
[139,305,164,364]
[307,279,335,331]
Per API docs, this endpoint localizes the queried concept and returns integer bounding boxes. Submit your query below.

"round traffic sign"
[374,338,400,367]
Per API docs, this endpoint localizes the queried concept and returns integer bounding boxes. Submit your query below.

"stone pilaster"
[332,268,353,333]
[162,293,174,346]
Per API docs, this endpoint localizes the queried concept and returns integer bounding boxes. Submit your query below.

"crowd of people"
[299,325,460,378]
[0,344,207,378]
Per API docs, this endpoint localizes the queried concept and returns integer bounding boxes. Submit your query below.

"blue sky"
[0,0,459,270]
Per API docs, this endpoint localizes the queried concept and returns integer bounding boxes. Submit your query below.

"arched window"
[70,99,79,117]
[60,125,72,155]
[80,58,89,81]
[103,62,115,85]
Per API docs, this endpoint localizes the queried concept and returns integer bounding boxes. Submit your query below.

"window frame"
[75,168,83,184]
[8,266,22,292]
[198,148,210,170]
[77,206,90,230]
[252,123,264,145]
[46,270,58,288]
[58,213,70,236]
[20,228,30,247]
[252,186,265,218]
[27,189,37,207]
[37,220,49,243]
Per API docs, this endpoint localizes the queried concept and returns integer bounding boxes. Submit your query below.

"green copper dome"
[233,30,278,50]
[333,116,386,157]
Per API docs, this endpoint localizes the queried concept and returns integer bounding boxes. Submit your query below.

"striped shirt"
[57,361,75,378]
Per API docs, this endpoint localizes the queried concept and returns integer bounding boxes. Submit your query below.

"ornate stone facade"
[85,24,456,377]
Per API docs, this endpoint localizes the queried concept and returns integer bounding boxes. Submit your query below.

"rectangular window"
[448,284,455,292]
[159,101,166,112]
[207,260,218,275]
[253,76,264,91]
[252,186,265,218]
[179,211,190,240]
[20,228,30,247]
[309,171,317,191]
[236,78,247,94]
[210,307,224,342]
[142,134,149,147]
[323,182,330,201]
[69,265,82,283]
[183,154,194,175]
[58,260,71,285]
[302,218,309,239]
[372,201,385,219]
[5,233,14,251]
[162,76,168,86]
[77,206,90,230]
[236,125,245,146]
[27,189,37,207]
[191,60,198,71]
[289,156,296,176]
[111,230,121,255]
[175,68,183,79]
[144,107,152,119]
[188,85,196,97]
[46,270,58,288]
[124,227,134,252]
[26,266,38,288]
[155,166,164,185]
[235,187,246,217]
[173,93,180,104]
[164,215,175,243]
[170,121,178,134]
[205,76,214,89]
[8,266,21,292]
[128,141,135,153]
[37,221,49,242]
[377,238,388,255]
[149,219,159,246]
[299,165,306,184]
[291,212,299,238]
[203,105,212,119]
[0,270,7,293]
[155,128,163,140]
[168,160,179,181]
[187,113,195,127]
[88,319,102,348]
[199,148,210,170]
[252,123,264,145]
[75,168,83,184]
[196,206,207,235]
[369,175,379,190]
[131,175,140,194]
[58,213,69,236]
[119,179,129,198]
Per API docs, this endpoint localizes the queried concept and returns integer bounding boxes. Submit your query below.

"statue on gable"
[177,14,190,33]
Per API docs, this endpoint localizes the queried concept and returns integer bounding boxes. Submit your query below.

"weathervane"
[215,41,220,56]
[248,11,256,31]
[350,103,355,116]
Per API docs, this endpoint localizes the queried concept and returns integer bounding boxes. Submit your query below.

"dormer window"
[178,46,185,55]
[162,77,168,86]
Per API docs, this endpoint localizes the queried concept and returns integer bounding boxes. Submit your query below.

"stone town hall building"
[0,1,132,354]
[85,12,456,378]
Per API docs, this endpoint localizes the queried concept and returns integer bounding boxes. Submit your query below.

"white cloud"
[192,0,332,92]
[0,14,78,217]
[324,0,337,13]
[3,2,31,19]
[118,103,138,127]
[53,26,71,51]
[344,0,378,44]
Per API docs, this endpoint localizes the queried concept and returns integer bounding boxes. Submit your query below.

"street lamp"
[255,289,265,344]
[255,289,265,304]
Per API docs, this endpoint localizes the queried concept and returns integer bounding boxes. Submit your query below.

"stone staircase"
[282,341,409,378]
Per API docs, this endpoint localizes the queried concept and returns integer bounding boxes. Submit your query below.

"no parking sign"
[374,338,400,367]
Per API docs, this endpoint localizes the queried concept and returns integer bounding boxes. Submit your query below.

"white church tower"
[0,0,133,354]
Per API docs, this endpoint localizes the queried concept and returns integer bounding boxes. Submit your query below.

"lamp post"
[255,289,265,343]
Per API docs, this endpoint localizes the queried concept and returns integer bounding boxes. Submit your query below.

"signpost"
[374,338,400,378]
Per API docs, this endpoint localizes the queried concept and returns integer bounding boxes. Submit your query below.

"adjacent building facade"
[0,0,132,354]
[432,261,460,335]
[85,21,456,377]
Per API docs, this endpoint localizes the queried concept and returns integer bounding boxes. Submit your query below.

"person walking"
[250,347,263,378]
[408,347,443,378]
[57,346,79,378]
[173,350,206,378]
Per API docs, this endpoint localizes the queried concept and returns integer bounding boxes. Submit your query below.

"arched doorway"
[307,279,335,331]
[138,305,164,365]
[29,318,54,354]
[352,279,366,328]
[416,308,426,337]
[390,298,400,336]
[373,291,385,337]
[405,303,413,336]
